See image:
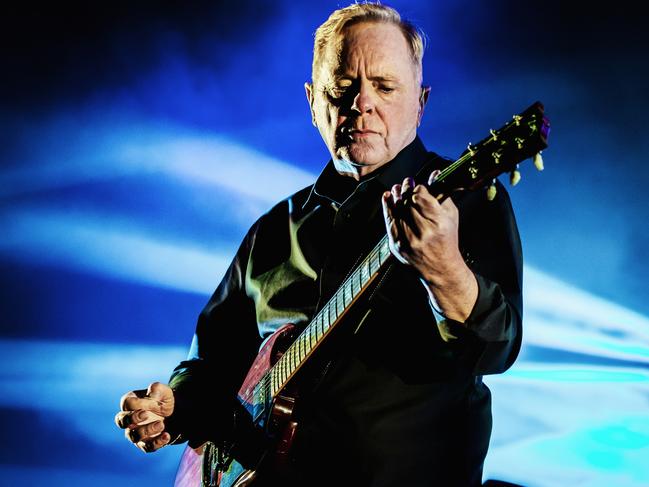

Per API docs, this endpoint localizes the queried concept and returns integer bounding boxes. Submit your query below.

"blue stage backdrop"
[1,1,647,486]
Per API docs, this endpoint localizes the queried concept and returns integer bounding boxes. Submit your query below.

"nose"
[351,81,375,114]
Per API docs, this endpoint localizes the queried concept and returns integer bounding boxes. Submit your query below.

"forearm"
[420,253,478,323]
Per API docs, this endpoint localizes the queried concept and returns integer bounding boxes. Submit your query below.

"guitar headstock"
[432,101,550,200]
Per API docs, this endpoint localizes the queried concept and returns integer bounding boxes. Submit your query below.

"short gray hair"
[311,2,426,84]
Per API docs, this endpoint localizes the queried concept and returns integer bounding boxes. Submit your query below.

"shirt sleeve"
[166,220,263,447]
[433,180,523,376]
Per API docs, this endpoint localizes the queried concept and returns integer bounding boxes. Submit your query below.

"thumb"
[120,382,174,417]
[146,382,175,417]
[147,382,173,402]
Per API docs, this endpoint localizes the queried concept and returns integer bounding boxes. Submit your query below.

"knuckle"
[125,427,137,443]
[114,411,127,429]
[119,391,134,410]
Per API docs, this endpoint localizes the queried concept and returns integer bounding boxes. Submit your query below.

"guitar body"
[174,324,300,487]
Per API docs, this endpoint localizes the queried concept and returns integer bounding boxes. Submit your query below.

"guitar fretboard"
[250,234,391,412]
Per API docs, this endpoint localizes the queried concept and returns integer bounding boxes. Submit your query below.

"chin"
[344,143,389,168]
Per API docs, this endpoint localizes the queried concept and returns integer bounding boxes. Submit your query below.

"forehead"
[319,21,417,81]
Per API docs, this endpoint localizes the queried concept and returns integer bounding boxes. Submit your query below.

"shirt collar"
[303,136,433,210]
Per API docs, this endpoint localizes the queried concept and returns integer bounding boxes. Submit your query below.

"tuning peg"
[513,114,522,126]
[467,143,477,156]
[490,129,498,141]
[509,166,521,186]
[487,179,497,201]
[533,151,544,171]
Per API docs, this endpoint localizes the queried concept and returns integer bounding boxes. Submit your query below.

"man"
[115,4,522,486]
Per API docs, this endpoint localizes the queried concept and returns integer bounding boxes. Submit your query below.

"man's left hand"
[381,173,478,322]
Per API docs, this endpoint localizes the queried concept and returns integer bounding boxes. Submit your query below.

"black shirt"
[169,136,523,486]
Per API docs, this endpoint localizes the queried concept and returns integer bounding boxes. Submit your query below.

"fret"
[323,309,330,330]
[344,279,352,305]
[369,253,379,274]
[356,268,363,292]
[360,261,369,284]
[336,291,344,315]
[289,347,296,373]
[307,325,313,349]
[296,336,303,361]
[315,313,324,338]
[304,332,312,355]
[379,240,390,263]
[277,355,286,384]
[280,355,287,384]
[328,302,337,326]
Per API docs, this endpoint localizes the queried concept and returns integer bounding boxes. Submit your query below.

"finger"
[115,410,134,429]
[427,169,442,186]
[401,176,415,198]
[126,420,165,444]
[116,409,164,429]
[382,192,412,263]
[382,192,399,239]
[390,183,402,205]
[410,185,443,221]
[136,432,171,453]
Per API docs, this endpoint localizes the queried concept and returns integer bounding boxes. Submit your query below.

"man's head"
[305,3,430,178]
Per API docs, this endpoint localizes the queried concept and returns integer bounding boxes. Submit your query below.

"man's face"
[306,21,427,177]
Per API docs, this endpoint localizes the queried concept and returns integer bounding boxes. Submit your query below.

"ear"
[304,82,317,127]
[417,85,431,126]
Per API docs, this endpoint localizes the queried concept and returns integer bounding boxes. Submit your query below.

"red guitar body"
[174,324,300,487]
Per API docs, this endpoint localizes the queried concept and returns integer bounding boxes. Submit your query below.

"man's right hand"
[115,382,176,453]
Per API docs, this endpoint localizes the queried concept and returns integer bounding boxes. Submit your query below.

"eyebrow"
[332,73,400,83]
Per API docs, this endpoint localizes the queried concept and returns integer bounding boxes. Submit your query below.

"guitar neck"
[266,234,392,397]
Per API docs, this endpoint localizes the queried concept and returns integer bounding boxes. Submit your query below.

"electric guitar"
[174,101,550,487]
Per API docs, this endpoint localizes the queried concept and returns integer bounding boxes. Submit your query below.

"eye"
[379,85,395,94]
[331,81,353,97]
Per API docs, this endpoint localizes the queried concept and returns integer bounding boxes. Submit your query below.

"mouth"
[348,129,379,140]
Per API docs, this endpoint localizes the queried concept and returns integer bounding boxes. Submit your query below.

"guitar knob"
[509,168,521,186]
[487,180,497,201]
[533,152,544,171]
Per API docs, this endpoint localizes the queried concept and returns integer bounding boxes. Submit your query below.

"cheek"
[384,99,419,133]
